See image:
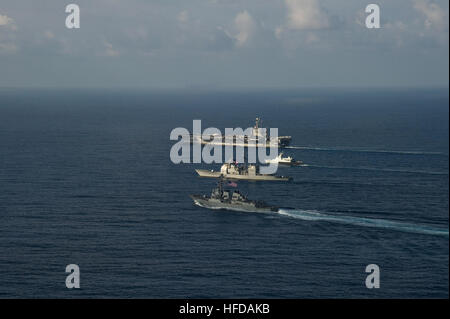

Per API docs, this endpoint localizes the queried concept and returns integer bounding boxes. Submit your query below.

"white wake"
[277,209,449,237]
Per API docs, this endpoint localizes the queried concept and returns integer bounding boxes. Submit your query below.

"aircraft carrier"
[190,117,292,148]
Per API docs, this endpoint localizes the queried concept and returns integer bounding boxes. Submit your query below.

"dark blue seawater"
[0,88,448,298]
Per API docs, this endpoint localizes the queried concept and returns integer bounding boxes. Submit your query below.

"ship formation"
[189,118,304,213]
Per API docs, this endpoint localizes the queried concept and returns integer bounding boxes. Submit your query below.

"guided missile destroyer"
[190,179,278,213]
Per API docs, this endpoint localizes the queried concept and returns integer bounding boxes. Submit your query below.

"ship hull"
[265,160,304,166]
[190,135,291,148]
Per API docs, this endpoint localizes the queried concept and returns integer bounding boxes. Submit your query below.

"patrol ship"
[195,162,292,181]
[191,118,292,148]
[190,179,278,213]
[264,152,304,166]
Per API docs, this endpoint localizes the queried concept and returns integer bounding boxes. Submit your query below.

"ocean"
[0,88,448,298]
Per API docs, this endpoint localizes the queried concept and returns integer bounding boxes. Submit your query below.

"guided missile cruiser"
[195,163,292,181]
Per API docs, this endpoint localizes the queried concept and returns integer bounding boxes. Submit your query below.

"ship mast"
[253,117,268,142]
[217,175,224,195]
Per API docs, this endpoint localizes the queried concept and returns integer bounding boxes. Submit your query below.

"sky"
[0,0,448,88]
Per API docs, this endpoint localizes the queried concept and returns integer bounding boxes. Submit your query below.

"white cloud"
[0,42,17,54]
[305,32,320,44]
[275,0,330,40]
[0,14,13,26]
[413,0,449,30]
[284,0,330,31]
[104,41,119,57]
[0,13,16,30]
[233,10,256,47]
[44,31,55,40]
[177,10,189,24]
[0,13,17,54]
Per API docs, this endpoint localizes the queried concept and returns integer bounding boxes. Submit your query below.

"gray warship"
[191,117,292,148]
[190,179,279,213]
[195,162,292,181]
